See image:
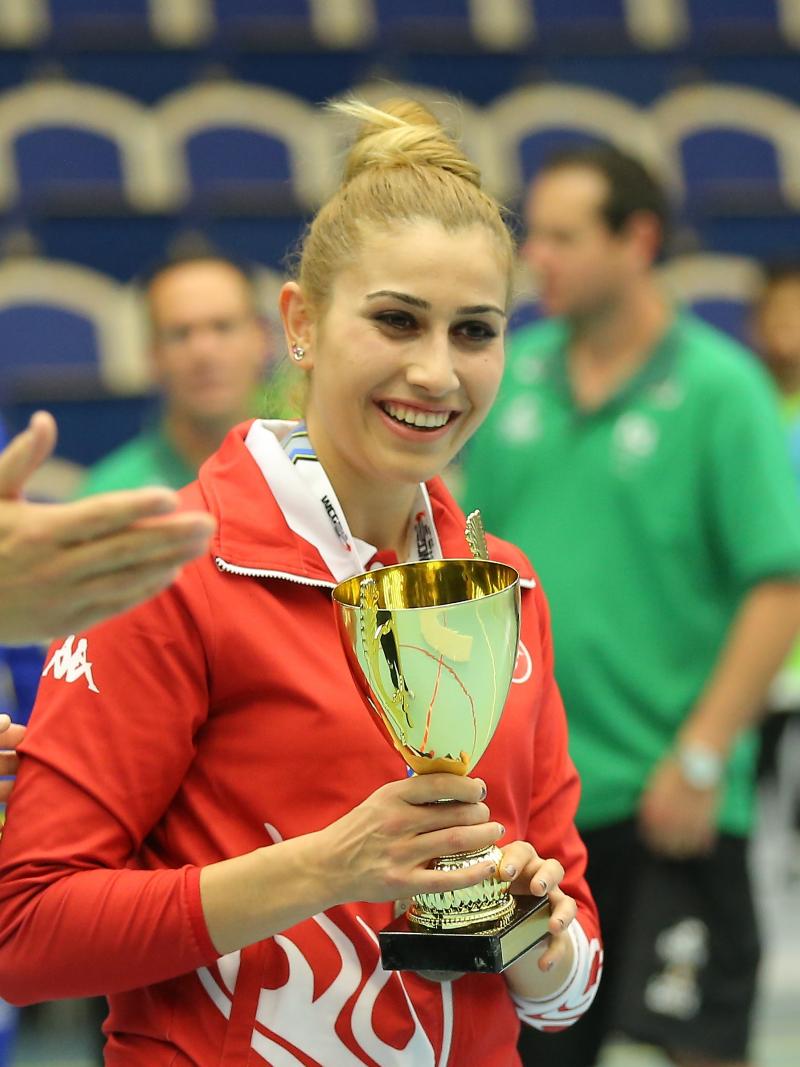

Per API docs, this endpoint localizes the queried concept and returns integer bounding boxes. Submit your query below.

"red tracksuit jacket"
[0,422,601,1065]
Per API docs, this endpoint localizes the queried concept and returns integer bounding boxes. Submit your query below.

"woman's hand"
[0,714,26,804]
[315,773,502,908]
[499,840,577,972]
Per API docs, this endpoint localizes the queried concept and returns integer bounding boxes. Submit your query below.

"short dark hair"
[139,251,257,297]
[538,143,670,239]
[761,260,800,288]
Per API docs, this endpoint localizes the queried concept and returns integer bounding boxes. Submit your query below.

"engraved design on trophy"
[332,510,552,974]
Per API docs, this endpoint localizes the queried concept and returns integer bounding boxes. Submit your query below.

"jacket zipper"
[215,557,336,589]
[217,558,535,590]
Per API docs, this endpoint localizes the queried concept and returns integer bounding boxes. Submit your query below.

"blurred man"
[755,263,800,482]
[464,146,800,1067]
[752,264,800,869]
[81,255,272,494]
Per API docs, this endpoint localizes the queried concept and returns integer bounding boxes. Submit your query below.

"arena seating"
[0,2,797,464]
[0,257,147,401]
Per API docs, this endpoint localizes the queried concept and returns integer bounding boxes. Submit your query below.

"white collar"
[244,419,442,583]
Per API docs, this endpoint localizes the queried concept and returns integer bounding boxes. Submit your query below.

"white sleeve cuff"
[511,918,603,1032]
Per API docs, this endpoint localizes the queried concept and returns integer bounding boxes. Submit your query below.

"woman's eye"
[375,311,416,331]
[456,321,497,342]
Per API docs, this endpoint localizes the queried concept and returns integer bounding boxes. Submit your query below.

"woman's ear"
[278,281,316,369]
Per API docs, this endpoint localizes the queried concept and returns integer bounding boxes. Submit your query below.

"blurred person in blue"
[463,144,800,1067]
[80,255,274,496]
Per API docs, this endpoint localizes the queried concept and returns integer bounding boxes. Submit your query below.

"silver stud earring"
[291,343,306,362]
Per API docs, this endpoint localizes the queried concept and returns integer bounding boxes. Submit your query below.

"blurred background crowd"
[0,2,799,1066]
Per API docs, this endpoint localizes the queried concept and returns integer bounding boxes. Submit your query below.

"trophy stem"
[408,844,516,931]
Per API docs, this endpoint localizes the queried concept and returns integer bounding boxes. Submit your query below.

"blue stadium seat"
[5,1,210,48]
[0,81,166,214]
[652,85,800,216]
[373,0,477,48]
[683,0,787,50]
[527,0,685,51]
[155,83,336,214]
[45,0,154,47]
[487,84,666,204]
[530,0,631,49]
[210,0,370,49]
[0,259,148,401]
[659,253,763,345]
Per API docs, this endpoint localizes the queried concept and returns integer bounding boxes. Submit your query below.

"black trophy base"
[379,895,552,975]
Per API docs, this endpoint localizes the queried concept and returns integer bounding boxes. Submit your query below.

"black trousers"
[518,821,759,1067]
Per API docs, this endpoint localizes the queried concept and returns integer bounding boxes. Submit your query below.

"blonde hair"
[296,98,515,311]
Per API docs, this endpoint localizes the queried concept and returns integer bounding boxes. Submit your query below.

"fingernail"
[504,864,517,880]
[477,780,487,801]
[487,863,498,876]
[497,823,505,837]
[538,879,548,893]
[559,918,565,929]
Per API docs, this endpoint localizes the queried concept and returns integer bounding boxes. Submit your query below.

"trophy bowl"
[333,557,551,974]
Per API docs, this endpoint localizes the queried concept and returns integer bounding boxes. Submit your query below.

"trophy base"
[379,895,552,975]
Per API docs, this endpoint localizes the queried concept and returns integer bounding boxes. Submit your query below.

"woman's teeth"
[382,402,451,429]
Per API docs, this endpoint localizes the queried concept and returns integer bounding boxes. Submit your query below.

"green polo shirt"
[463,311,800,834]
[78,426,196,496]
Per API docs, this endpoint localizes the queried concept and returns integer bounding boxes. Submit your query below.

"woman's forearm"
[199,832,336,955]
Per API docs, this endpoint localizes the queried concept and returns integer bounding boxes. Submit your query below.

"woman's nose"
[404,335,459,395]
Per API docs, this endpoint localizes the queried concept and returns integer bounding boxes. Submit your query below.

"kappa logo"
[42,635,100,694]
[512,640,532,684]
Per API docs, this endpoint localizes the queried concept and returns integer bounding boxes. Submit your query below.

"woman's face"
[301,219,508,495]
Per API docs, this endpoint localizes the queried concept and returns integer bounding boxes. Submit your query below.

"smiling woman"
[0,98,602,1067]
[280,217,508,554]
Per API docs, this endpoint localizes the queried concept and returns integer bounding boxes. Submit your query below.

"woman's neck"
[299,420,420,558]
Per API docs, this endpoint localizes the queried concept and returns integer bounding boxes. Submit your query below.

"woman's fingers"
[0,717,26,748]
[0,752,19,776]
[537,888,578,970]
[496,841,577,970]
[530,858,566,898]
[401,774,487,806]
[498,841,536,885]
[412,820,505,868]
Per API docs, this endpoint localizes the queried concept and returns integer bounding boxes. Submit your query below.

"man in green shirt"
[752,263,800,864]
[80,255,275,495]
[464,146,800,1067]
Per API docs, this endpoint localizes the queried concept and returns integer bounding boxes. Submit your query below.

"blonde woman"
[0,100,601,1066]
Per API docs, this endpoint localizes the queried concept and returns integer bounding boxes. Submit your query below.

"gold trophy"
[332,512,551,974]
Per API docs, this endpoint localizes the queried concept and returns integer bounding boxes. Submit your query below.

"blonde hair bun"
[334,97,482,188]
[297,94,513,310]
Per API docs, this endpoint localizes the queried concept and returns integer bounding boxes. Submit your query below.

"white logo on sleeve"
[42,635,100,694]
[512,640,532,684]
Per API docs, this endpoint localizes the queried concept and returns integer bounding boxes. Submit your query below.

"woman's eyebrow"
[366,290,429,308]
[457,304,507,317]
[366,291,506,317]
